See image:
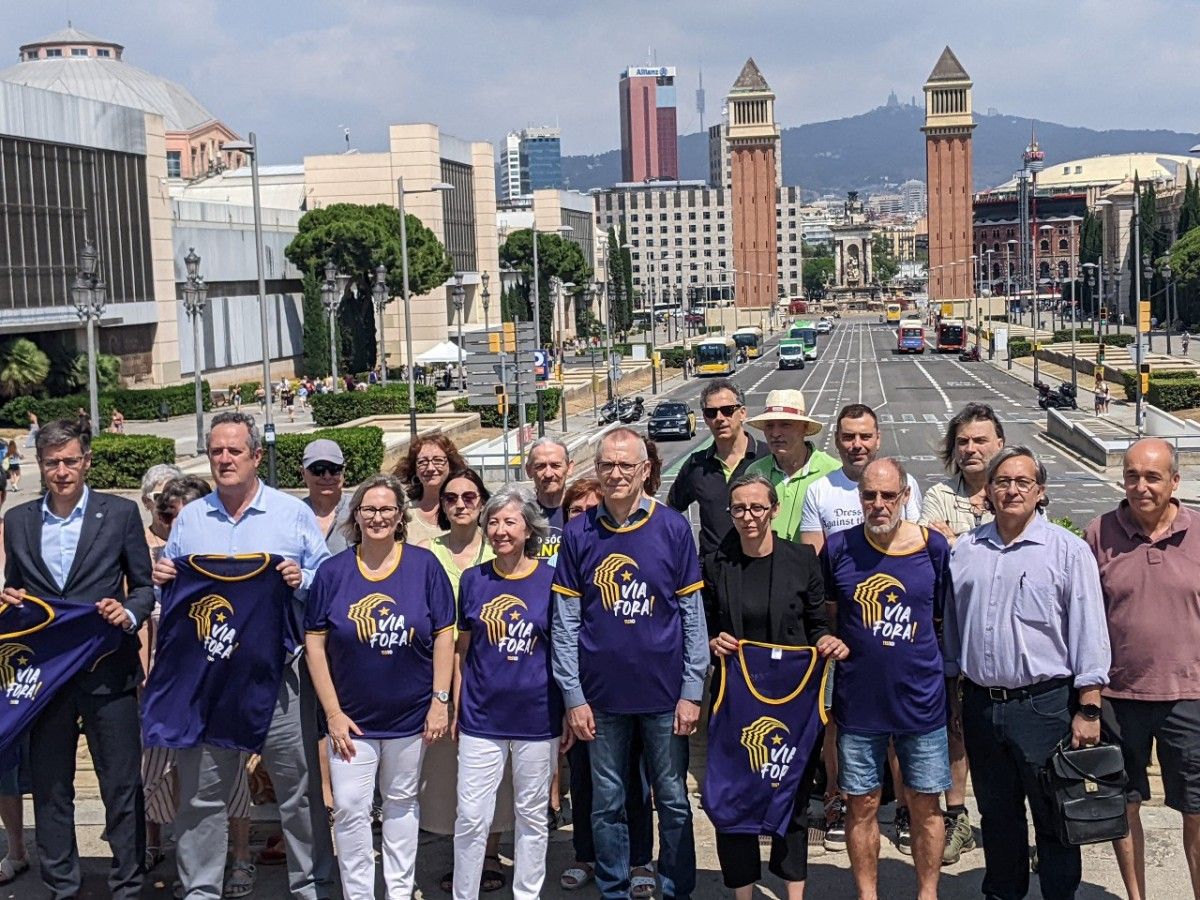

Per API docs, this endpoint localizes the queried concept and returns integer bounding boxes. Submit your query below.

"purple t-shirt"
[457,560,563,740]
[553,500,704,715]
[305,545,455,739]
[823,526,950,735]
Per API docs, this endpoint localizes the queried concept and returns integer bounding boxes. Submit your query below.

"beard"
[865,516,901,537]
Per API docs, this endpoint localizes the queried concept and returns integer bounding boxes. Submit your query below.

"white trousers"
[452,734,557,900]
[328,734,426,900]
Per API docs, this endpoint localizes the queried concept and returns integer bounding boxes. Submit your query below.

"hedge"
[273,427,384,489]
[309,384,439,427]
[1008,339,1033,359]
[1101,334,1134,348]
[0,382,213,427]
[88,434,177,489]
[1121,369,1198,402]
[1147,378,1200,412]
[660,347,693,369]
[1051,329,1098,343]
[454,387,561,428]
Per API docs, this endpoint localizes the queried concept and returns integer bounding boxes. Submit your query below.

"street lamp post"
[181,248,209,454]
[371,263,389,385]
[71,238,107,434]
[396,176,454,437]
[219,134,276,483]
[320,261,351,391]
[557,279,575,432]
[451,272,465,392]
[1161,263,1174,356]
[480,270,491,334]
[1068,260,1078,395]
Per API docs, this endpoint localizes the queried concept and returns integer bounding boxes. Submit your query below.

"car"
[685,312,705,326]
[816,318,833,334]
[647,400,696,440]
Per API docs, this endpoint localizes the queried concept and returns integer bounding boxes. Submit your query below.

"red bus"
[897,319,925,354]
[936,319,966,352]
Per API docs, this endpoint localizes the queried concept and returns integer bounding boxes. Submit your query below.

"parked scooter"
[959,345,982,362]
[618,396,645,423]
[1035,380,1078,410]
[598,399,619,425]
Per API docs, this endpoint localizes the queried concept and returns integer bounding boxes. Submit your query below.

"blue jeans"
[590,710,695,899]
[567,737,653,867]
[837,727,952,796]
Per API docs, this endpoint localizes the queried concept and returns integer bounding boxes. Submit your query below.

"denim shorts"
[837,726,952,796]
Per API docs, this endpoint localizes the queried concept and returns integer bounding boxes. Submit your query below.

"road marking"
[913,360,952,412]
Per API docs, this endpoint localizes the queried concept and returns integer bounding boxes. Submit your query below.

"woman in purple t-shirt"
[452,485,571,900]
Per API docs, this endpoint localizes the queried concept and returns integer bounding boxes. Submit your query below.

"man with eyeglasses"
[301,439,351,554]
[946,445,1110,900]
[526,436,574,564]
[823,458,952,900]
[742,389,839,543]
[1,418,154,900]
[152,411,336,900]
[552,426,707,900]
[667,379,769,557]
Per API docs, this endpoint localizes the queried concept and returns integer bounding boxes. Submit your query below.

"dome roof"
[2,28,219,133]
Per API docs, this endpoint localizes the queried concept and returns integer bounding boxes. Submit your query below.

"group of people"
[0,367,1194,900]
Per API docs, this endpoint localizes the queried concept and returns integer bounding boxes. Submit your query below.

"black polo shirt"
[667,435,770,557]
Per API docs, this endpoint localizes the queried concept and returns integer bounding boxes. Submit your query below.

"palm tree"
[0,338,50,399]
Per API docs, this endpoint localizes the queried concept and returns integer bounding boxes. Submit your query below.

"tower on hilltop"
[922,46,975,302]
[727,58,780,310]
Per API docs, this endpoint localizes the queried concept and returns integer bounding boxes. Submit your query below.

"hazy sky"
[4,0,1197,164]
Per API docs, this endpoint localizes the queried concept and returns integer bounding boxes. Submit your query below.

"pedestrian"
[1183,331,1191,355]
[552,427,707,900]
[25,411,38,449]
[154,411,336,900]
[1100,380,1111,414]
[824,458,952,900]
[919,402,1006,865]
[392,434,467,548]
[0,418,155,899]
[702,473,847,897]
[525,436,573,563]
[453,486,567,900]
[136,463,183,670]
[109,408,125,434]
[300,439,352,555]
[305,473,454,900]
[742,389,839,542]
[429,469,494,597]
[1086,438,1200,900]
[946,445,1111,900]
[5,440,22,493]
[668,379,770,558]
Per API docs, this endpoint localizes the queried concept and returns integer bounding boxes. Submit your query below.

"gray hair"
[700,378,745,408]
[207,410,262,453]
[594,426,648,465]
[141,463,184,499]
[729,472,778,507]
[481,485,550,558]
[984,445,1047,487]
[527,435,570,464]
[860,456,909,491]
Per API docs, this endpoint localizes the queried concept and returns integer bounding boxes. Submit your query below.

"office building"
[619,65,679,182]
[500,126,562,200]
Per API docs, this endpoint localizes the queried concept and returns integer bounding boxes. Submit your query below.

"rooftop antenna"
[696,66,706,133]
[339,126,351,153]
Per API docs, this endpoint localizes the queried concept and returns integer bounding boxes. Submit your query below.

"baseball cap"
[302,438,344,468]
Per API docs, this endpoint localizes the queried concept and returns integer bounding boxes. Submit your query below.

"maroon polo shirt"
[1085,501,1200,701]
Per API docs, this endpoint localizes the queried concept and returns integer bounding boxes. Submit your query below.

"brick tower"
[727,58,780,310]
[922,46,975,302]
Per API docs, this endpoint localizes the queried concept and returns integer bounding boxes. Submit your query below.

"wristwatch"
[433,690,450,704]
[1079,703,1102,721]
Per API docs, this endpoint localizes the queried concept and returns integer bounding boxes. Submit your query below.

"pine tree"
[1180,170,1195,237]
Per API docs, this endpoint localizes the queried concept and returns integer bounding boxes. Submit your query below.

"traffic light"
[1139,362,1151,395]
[494,383,507,416]
[1138,300,1151,333]
[488,322,517,353]
[1099,306,1108,320]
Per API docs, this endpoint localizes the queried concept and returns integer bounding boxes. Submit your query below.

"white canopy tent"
[414,341,468,364]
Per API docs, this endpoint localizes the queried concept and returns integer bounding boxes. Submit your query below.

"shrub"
[0,382,213,427]
[1052,329,1097,343]
[1147,378,1200,412]
[454,386,561,428]
[309,384,439,427]
[88,434,176,489]
[1101,334,1134,348]
[660,347,694,369]
[1121,370,1199,402]
[1008,339,1033,359]
[272,427,384,488]
[1051,516,1083,537]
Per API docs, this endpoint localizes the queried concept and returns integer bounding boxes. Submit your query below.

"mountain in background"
[560,102,1200,197]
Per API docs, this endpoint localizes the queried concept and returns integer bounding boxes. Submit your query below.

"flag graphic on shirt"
[347,593,414,653]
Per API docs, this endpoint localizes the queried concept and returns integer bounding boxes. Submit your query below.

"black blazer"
[3,490,155,695]
[701,532,831,648]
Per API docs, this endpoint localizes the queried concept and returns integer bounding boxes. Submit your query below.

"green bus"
[788,322,819,360]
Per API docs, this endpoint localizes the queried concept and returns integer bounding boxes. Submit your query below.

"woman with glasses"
[428,470,494,597]
[702,473,847,899]
[452,486,567,900]
[393,434,468,548]
[305,474,456,900]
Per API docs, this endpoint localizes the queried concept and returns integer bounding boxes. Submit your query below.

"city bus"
[693,337,738,376]
[789,322,819,360]
[897,318,925,354]
[732,326,764,359]
[885,302,903,323]
[936,318,966,353]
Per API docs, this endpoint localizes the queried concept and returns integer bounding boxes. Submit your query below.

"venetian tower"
[922,46,975,302]
[727,58,780,310]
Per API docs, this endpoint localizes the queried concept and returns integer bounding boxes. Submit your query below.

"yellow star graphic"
[379,607,391,617]
[16,656,28,667]
[509,610,521,621]
[215,612,227,623]
[621,571,634,583]
[771,734,784,746]
[884,592,899,604]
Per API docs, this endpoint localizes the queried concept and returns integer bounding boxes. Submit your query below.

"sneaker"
[823,796,847,851]
[942,810,977,865]
[894,806,912,855]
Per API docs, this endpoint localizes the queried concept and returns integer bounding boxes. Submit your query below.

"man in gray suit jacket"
[1,418,154,900]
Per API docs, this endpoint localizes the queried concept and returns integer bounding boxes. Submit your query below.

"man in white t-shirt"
[800,403,921,555]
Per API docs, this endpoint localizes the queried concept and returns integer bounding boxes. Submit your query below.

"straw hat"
[744,389,822,436]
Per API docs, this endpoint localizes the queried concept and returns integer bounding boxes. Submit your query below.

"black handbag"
[1040,740,1129,846]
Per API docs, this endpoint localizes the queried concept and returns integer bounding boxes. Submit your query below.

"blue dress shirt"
[41,486,90,591]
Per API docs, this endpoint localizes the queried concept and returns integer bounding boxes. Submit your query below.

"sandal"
[0,855,29,885]
[630,863,657,899]
[559,863,594,891]
[144,846,165,872]
[438,870,455,893]
[481,855,506,893]
[223,860,256,899]
[255,834,286,866]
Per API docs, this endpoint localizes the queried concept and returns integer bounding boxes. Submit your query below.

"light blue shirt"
[946,513,1111,690]
[41,486,90,592]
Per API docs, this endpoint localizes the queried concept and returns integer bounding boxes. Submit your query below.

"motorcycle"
[959,345,981,362]
[598,400,619,425]
[1035,380,1077,410]
[618,396,645,423]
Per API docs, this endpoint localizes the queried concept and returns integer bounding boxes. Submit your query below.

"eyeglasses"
[307,463,344,477]
[358,505,400,520]
[729,503,772,518]
[991,477,1039,493]
[702,404,743,420]
[441,491,480,507]
[597,460,644,477]
[415,456,448,470]
[40,455,86,471]
[860,490,903,504]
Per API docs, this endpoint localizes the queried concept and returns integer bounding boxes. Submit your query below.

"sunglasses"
[307,463,344,477]
[702,404,743,420]
[442,491,480,507]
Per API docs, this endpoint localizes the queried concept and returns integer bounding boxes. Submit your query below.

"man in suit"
[1,418,154,900]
